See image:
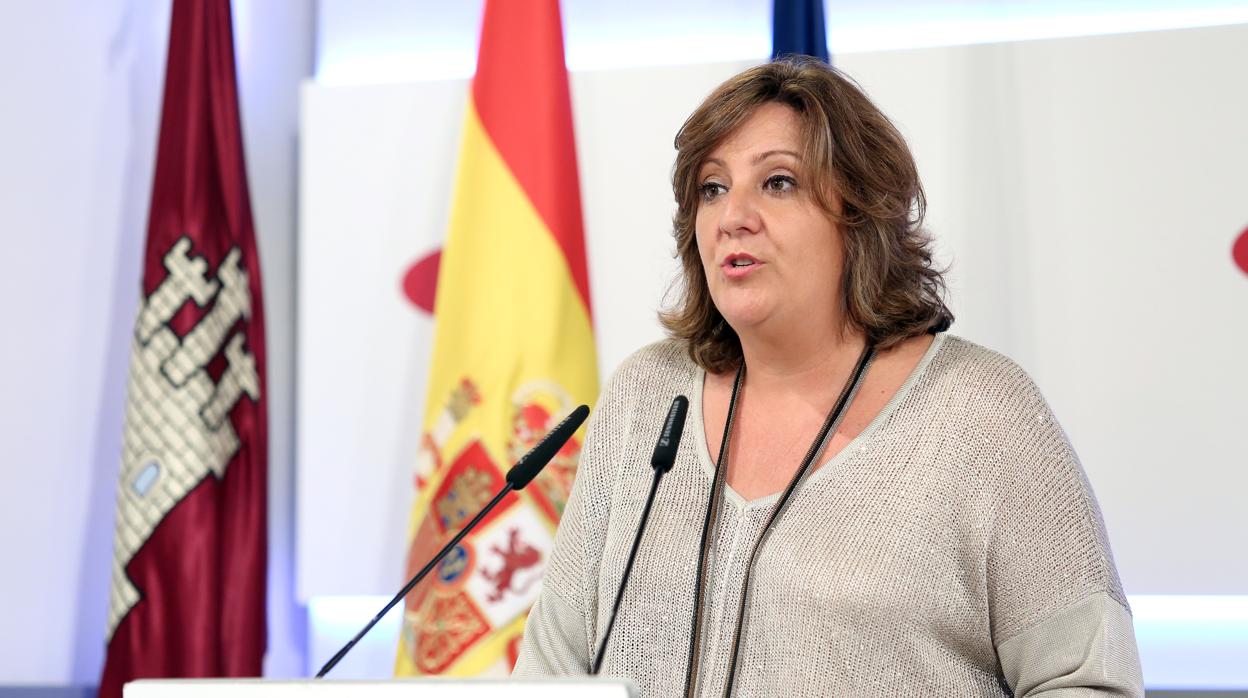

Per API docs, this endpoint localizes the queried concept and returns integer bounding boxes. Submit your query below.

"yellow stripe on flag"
[423,101,595,468]
[394,96,597,675]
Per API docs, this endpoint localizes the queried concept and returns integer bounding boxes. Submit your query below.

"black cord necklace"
[682,342,876,698]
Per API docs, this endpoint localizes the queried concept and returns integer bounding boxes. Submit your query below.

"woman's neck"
[735,318,867,397]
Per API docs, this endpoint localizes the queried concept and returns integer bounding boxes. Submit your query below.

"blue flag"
[772,0,829,62]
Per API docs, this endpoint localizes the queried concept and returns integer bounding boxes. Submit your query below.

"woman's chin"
[719,307,772,335]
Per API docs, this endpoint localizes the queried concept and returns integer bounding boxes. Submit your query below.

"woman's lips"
[722,253,761,278]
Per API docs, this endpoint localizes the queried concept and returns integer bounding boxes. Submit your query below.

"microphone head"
[650,395,689,472]
[506,404,590,490]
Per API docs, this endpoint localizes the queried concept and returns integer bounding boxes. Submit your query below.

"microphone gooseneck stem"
[315,482,515,678]
[590,467,665,675]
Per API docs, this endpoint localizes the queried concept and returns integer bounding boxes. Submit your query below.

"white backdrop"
[299,23,1248,611]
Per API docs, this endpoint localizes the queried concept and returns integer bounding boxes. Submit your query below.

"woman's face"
[694,102,845,340]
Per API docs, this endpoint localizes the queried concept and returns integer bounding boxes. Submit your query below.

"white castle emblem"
[105,236,260,638]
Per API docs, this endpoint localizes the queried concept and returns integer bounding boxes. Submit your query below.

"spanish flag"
[394,0,597,676]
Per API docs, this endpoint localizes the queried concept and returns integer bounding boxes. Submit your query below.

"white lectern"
[125,678,638,697]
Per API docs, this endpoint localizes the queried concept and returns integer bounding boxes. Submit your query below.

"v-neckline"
[689,332,947,510]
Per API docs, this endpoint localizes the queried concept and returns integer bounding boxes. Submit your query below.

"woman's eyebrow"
[752,149,801,165]
[700,150,800,174]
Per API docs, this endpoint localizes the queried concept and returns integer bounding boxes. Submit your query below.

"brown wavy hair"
[660,57,952,373]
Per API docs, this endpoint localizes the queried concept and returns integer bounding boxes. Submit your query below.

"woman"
[514,58,1142,697]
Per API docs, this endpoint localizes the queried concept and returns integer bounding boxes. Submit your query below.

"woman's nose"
[718,187,762,237]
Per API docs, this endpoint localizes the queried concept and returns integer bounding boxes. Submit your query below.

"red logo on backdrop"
[402,249,442,314]
[1233,226,1248,277]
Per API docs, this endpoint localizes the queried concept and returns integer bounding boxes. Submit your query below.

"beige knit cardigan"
[514,334,1143,696]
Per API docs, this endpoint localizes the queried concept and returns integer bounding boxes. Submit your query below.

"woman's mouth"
[722,253,761,278]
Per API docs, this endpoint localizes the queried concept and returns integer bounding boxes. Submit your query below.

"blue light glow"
[826,5,1248,54]
[1131,595,1248,689]
[306,596,405,678]
[313,1,1248,85]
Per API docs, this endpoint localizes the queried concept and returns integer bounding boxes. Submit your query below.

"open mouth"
[723,253,760,271]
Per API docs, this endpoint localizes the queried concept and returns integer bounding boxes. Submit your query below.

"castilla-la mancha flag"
[395,0,597,676]
[100,0,267,695]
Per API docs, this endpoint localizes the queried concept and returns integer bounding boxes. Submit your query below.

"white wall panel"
[839,25,1248,593]
[298,23,1248,607]
[297,80,465,599]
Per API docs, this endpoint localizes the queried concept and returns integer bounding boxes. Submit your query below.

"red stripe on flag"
[472,0,593,317]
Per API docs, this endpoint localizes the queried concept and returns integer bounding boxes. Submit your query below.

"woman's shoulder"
[921,334,1053,428]
[928,333,1027,379]
[927,334,1041,394]
[601,337,698,397]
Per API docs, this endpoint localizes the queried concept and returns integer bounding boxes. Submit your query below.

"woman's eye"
[763,175,796,193]
[698,182,727,201]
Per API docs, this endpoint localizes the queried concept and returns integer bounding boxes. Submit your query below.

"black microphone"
[315,403,590,678]
[590,395,689,675]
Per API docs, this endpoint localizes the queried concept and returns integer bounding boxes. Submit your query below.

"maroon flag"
[99,0,266,694]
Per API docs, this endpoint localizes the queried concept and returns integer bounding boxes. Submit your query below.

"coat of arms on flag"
[108,237,260,633]
[401,382,585,673]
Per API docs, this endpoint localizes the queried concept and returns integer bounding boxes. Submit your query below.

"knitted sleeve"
[979,357,1143,696]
